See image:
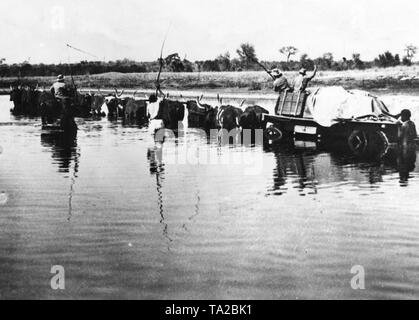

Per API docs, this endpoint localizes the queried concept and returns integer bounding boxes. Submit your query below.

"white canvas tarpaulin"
[303,86,389,127]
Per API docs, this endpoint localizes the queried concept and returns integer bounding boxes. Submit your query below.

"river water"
[1,94,419,300]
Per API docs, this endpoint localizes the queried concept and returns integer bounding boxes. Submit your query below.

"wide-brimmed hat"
[299,68,307,75]
[270,68,282,77]
[57,74,64,82]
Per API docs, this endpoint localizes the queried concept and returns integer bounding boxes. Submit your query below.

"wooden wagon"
[263,90,401,155]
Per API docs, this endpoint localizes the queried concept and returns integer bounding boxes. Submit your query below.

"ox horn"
[217,93,223,106]
[114,88,124,97]
[236,115,240,128]
[240,99,246,107]
[196,94,206,109]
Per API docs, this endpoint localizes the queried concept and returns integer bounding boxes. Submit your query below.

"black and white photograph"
[1,0,419,302]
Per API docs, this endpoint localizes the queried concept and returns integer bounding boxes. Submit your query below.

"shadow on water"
[266,139,418,196]
[41,132,80,220]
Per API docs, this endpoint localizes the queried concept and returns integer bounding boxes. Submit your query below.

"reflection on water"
[40,132,80,221]
[397,145,417,185]
[41,132,79,175]
[147,144,172,247]
[269,142,418,196]
[1,95,419,299]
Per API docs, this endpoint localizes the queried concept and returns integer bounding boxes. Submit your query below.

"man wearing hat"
[268,68,291,93]
[292,65,317,92]
[50,74,68,100]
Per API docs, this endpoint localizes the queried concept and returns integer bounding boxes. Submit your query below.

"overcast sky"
[1,0,419,64]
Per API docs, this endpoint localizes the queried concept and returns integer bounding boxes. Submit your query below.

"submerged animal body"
[10,86,41,116]
[123,98,148,123]
[239,105,269,130]
[217,105,243,131]
[149,98,185,130]
[186,95,217,129]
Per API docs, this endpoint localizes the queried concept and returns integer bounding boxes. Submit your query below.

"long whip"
[156,24,172,97]
[254,59,275,80]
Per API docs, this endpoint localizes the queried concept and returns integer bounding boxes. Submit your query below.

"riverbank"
[1,65,419,94]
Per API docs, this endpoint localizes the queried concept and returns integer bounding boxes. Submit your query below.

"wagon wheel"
[348,129,368,153]
[348,129,389,157]
[264,126,283,144]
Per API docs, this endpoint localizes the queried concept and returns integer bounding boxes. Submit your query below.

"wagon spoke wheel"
[264,126,283,144]
[348,129,389,157]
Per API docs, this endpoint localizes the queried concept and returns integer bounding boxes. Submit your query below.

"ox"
[123,94,148,124]
[148,94,185,131]
[9,85,23,115]
[73,92,93,118]
[38,90,58,124]
[90,92,106,117]
[239,105,269,130]
[9,85,41,116]
[89,89,124,118]
[105,89,125,119]
[38,90,77,133]
[186,95,218,130]
[215,95,243,131]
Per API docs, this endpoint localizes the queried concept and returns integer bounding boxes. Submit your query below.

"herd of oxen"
[9,85,269,134]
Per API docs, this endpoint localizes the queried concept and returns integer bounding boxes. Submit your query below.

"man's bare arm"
[308,65,318,80]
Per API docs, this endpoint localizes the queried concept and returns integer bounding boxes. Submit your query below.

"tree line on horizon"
[0,43,417,78]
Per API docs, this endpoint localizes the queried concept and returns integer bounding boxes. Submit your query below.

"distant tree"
[230,58,242,71]
[341,57,349,70]
[279,46,298,62]
[299,53,315,70]
[202,60,220,72]
[374,51,400,68]
[312,53,334,70]
[395,54,401,66]
[404,44,417,60]
[216,52,231,71]
[164,53,185,72]
[352,53,364,69]
[402,56,412,66]
[182,59,194,72]
[0,58,5,65]
[236,43,258,70]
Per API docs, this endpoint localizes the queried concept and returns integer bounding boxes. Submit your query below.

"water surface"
[0,95,419,299]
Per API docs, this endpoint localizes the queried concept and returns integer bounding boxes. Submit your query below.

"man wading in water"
[397,109,417,146]
[49,75,77,132]
[50,75,70,100]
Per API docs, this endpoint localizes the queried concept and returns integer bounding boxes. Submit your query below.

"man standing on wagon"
[268,68,292,114]
[292,65,318,92]
[268,68,291,93]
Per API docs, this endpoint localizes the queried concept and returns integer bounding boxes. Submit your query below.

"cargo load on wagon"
[275,86,394,127]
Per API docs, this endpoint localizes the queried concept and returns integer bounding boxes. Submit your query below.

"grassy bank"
[1,65,419,93]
